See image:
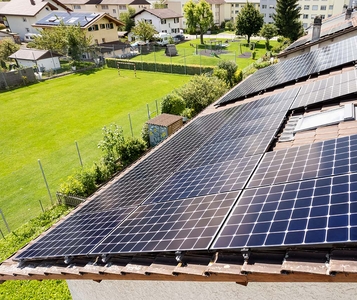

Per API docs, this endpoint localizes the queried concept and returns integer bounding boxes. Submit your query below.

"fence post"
[38,159,54,205]
[39,199,45,213]
[0,209,10,233]
[154,46,157,72]
[155,100,159,116]
[0,229,4,239]
[75,141,83,167]
[147,103,150,120]
[128,113,134,137]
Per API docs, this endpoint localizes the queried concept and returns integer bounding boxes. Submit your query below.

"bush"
[253,61,271,69]
[216,60,238,87]
[225,21,234,31]
[59,168,96,197]
[117,137,147,166]
[141,123,150,148]
[161,93,186,115]
[181,107,195,119]
[234,69,243,84]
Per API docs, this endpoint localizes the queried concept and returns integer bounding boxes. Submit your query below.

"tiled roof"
[0,0,71,17]
[132,8,181,20]
[146,113,182,127]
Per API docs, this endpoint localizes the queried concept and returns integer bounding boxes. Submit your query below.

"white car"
[24,33,40,42]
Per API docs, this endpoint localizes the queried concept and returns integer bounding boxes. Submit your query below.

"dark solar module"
[292,69,357,109]
[248,134,357,188]
[212,173,357,249]
[144,155,261,204]
[91,192,239,254]
[15,207,135,260]
[35,12,101,27]
[217,35,357,106]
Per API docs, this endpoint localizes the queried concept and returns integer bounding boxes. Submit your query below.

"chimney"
[346,7,353,20]
[311,15,322,42]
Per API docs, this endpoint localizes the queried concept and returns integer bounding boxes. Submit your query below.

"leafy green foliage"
[161,93,186,115]
[0,205,71,299]
[259,24,278,50]
[236,2,264,44]
[141,123,150,148]
[0,38,20,61]
[59,168,97,197]
[132,20,156,42]
[177,74,227,116]
[273,0,304,42]
[215,60,238,87]
[184,0,213,44]
[225,21,235,31]
[34,21,92,60]
[117,137,147,166]
[98,124,125,161]
[119,6,136,32]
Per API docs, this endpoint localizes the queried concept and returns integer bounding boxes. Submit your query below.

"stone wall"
[0,68,37,90]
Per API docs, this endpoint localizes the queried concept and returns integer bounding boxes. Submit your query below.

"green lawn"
[130,38,279,69]
[0,68,190,231]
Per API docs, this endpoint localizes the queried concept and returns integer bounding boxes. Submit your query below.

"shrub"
[117,137,147,166]
[225,21,234,31]
[234,69,243,84]
[161,93,186,115]
[141,123,150,148]
[181,107,195,119]
[59,168,96,197]
[216,60,238,87]
[253,61,271,69]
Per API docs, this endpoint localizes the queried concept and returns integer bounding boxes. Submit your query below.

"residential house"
[131,8,182,38]
[224,0,260,23]
[0,0,71,41]
[9,49,62,71]
[278,9,357,60]
[32,11,124,58]
[3,13,357,300]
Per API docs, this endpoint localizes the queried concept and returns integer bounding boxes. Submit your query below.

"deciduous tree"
[235,2,263,44]
[273,0,304,42]
[259,23,278,49]
[0,38,20,62]
[131,20,156,42]
[119,6,136,32]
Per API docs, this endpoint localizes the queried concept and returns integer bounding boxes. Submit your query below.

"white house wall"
[134,11,181,35]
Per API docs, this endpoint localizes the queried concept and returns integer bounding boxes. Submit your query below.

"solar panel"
[35,12,101,27]
[212,173,357,249]
[91,191,239,254]
[217,35,357,106]
[16,207,135,260]
[248,134,357,188]
[292,69,357,109]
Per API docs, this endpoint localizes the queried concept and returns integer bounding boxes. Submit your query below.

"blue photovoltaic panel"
[16,207,135,260]
[291,69,357,109]
[212,173,357,249]
[144,155,260,204]
[248,134,357,188]
[91,192,239,254]
[217,35,357,105]
[35,12,101,27]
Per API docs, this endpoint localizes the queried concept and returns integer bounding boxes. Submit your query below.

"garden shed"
[146,113,183,146]
[8,49,61,71]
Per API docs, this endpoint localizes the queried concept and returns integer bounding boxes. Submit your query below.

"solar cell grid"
[212,173,357,249]
[250,134,357,188]
[91,191,240,254]
[15,207,135,260]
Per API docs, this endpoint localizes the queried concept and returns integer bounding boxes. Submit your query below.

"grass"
[0,68,190,232]
[0,205,72,300]
[130,38,279,69]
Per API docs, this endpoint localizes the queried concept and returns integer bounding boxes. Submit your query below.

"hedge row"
[106,58,214,75]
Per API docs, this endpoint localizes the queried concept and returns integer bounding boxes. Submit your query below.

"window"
[174,18,179,23]
[26,28,30,32]
[100,24,105,29]
[161,19,166,24]
[145,19,152,24]
[303,14,309,19]
[321,5,326,10]
[119,5,126,10]
[73,5,81,9]
[262,4,267,9]
[311,14,316,19]
[102,38,105,43]
[113,9,116,14]
[294,104,356,133]
[329,5,333,10]
[235,10,239,14]
[312,5,318,10]
[304,5,309,9]
[106,23,114,29]
[269,5,274,9]
[101,5,108,9]
[235,4,239,7]
[268,13,273,18]
[88,24,99,31]
[321,15,325,19]
[23,17,27,22]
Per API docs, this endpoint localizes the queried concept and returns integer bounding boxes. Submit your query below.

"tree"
[260,23,278,50]
[273,0,304,42]
[235,2,263,44]
[184,0,213,45]
[213,60,238,88]
[131,20,156,42]
[153,0,166,9]
[35,21,91,60]
[161,93,186,115]
[0,38,20,62]
[119,6,136,32]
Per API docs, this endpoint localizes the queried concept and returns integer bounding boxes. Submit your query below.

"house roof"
[129,0,150,6]
[205,0,225,5]
[4,14,357,285]
[8,49,62,61]
[132,8,181,20]
[280,10,357,56]
[32,11,123,29]
[0,0,71,17]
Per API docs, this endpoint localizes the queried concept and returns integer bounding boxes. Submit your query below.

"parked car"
[24,33,40,42]
[173,34,185,43]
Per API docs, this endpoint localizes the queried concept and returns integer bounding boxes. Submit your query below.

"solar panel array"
[291,69,357,109]
[35,12,101,27]
[217,35,357,106]
[212,134,357,249]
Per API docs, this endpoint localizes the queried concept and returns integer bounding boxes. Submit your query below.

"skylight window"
[294,103,355,133]
[67,17,79,23]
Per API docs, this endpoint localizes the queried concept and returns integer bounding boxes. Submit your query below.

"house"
[131,8,182,37]
[32,11,124,58]
[4,10,357,300]
[278,9,357,61]
[0,0,71,41]
[8,49,62,71]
